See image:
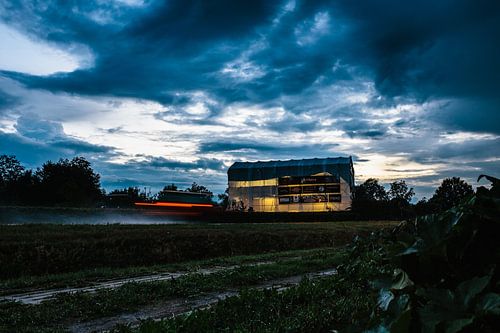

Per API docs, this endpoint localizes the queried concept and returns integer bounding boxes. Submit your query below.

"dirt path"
[0,260,287,305]
[68,268,337,333]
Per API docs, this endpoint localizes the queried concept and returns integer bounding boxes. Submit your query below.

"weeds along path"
[0,260,290,305]
[69,269,338,333]
[0,248,347,332]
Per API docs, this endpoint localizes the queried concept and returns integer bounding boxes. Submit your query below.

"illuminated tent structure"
[227,157,355,212]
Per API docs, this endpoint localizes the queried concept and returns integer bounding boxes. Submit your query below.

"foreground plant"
[369,175,500,332]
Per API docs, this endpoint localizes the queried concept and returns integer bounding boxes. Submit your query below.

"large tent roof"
[228,157,354,188]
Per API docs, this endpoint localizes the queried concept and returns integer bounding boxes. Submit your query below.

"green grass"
[111,239,390,333]
[0,248,349,333]
[0,221,397,279]
[118,277,373,333]
[0,221,397,332]
[1,247,338,295]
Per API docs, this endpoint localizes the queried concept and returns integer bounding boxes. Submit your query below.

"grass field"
[0,247,355,332]
[113,246,386,333]
[0,221,398,332]
[0,221,397,279]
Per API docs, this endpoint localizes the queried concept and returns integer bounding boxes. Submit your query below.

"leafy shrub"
[369,176,500,332]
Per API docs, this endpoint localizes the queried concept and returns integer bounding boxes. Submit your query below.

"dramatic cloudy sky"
[0,0,499,198]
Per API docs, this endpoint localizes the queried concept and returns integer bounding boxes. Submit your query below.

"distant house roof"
[228,157,355,188]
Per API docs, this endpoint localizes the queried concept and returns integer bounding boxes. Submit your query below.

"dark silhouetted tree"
[351,178,391,218]
[415,197,432,215]
[0,155,37,204]
[388,180,415,217]
[163,184,178,191]
[186,182,212,195]
[429,177,473,211]
[0,155,25,184]
[388,180,415,203]
[185,182,214,201]
[218,188,229,210]
[353,178,388,202]
[156,184,179,201]
[35,157,102,206]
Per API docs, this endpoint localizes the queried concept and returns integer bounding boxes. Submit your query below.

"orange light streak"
[134,202,214,208]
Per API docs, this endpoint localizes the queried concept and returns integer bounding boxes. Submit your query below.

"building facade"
[227,157,355,212]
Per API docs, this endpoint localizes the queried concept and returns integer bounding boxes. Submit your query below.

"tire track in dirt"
[69,269,338,333]
[1,259,297,305]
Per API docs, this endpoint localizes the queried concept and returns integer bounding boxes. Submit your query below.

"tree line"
[0,155,216,207]
[0,155,103,207]
[0,154,477,215]
[352,177,474,219]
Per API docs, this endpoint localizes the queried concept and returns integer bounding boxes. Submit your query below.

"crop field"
[0,221,396,279]
[0,221,397,332]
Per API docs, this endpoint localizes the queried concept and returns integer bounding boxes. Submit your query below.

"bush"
[369,175,500,332]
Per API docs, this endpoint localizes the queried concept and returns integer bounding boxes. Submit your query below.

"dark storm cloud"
[2,0,499,133]
[331,1,500,96]
[0,131,112,166]
[335,119,388,139]
[14,114,65,140]
[335,0,500,132]
[1,115,115,167]
[0,89,17,111]
[428,98,500,134]
[143,156,226,171]
[0,0,355,105]
[50,139,112,154]
[199,142,282,153]
[0,132,61,165]
[0,0,281,103]
[126,1,278,45]
[264,118,320,133]
[198,141,342,162]
[411,137,500,164]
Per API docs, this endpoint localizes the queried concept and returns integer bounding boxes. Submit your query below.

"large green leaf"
[419,304,442,333]
[417,288,458,333]
[373,293,411,333]
[377,289,394,311]
[444,317,474,333]
[476,293,500,315]
[456,274,491,309]
[387,294,410,320]
[391,269,414,291]
[416,288,455,309]
[372,269,414,294]
[389,309,411,333]
[400,209,464,258]
[415,275,494,333]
